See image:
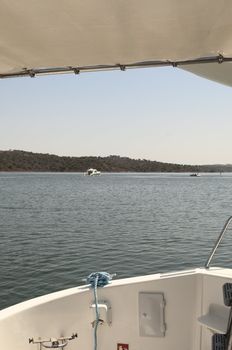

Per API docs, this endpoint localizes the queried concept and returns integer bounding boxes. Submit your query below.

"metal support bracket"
[90,300,112,326]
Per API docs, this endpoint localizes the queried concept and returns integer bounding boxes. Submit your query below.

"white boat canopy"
[1,0,232,85]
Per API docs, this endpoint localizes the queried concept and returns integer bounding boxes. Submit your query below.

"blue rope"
[86,272,113,288]
[86,272,113,350]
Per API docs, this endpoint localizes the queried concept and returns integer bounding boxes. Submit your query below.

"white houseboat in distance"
[1,1,232,350]
[84,168,101,176]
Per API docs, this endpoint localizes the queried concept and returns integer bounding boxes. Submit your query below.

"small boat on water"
[190,173,200,177]
[84,168,101,176]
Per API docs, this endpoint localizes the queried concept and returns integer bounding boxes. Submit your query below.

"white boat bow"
[1,217,232,350]
[1,266,232,350]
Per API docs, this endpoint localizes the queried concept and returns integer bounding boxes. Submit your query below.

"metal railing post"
[205,216,232,269]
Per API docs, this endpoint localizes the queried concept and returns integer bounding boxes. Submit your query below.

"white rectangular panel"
[139,292,166,337]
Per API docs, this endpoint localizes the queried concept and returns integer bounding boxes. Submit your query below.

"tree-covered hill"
[0,150,231,172]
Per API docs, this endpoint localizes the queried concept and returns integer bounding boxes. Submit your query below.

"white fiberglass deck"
[0,267,232,350]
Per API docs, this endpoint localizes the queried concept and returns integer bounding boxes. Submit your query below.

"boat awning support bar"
[205,216,232,269]
[1,55,232,79]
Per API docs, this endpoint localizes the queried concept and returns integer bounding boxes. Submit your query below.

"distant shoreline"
[0,150,231,173]
[0,170,228,173]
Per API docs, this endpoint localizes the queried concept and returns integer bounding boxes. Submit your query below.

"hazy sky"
[0,67,231,165]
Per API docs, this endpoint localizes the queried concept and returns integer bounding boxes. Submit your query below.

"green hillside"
[0,150,230,172]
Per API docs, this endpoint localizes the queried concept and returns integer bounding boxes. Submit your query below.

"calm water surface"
[1,172,232,310]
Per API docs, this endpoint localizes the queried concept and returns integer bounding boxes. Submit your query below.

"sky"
[0,66,231,165]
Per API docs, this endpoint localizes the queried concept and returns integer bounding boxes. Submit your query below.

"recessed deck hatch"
[139,292,166,337]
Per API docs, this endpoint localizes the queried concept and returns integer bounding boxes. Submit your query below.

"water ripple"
[1,172,232,309]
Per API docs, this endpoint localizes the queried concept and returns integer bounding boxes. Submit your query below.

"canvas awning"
[1,0,232,85]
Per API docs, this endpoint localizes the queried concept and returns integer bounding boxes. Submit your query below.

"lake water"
[1,172,232,310]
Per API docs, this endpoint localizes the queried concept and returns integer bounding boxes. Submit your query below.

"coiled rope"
[86,272,114,350]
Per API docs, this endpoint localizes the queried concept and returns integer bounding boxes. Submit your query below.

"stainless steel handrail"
[205,216,232,269]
